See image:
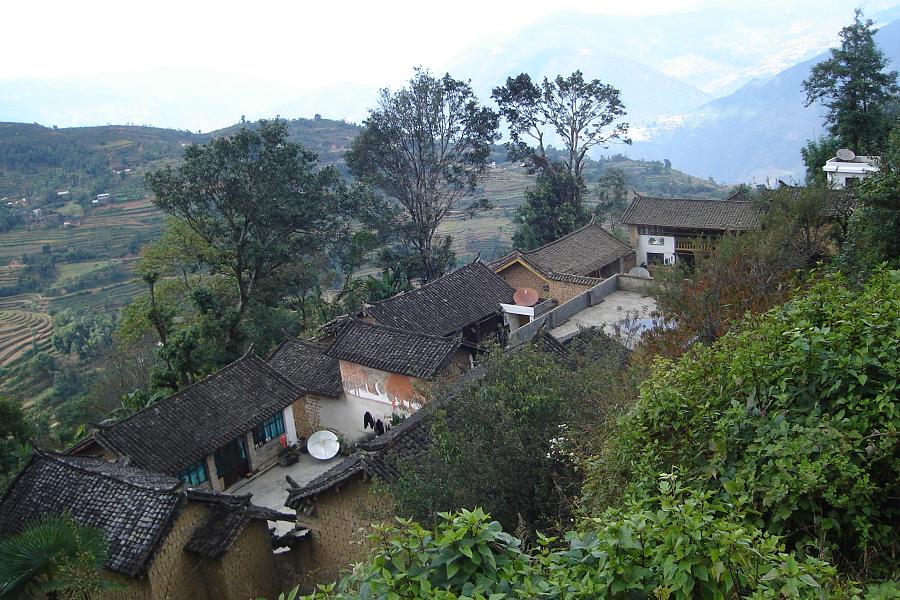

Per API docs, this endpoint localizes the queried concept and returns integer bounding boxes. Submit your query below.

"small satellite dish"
[836,148,856,161]
[307,430,340,460]
[513,287,539,307]
[628,266,652,279]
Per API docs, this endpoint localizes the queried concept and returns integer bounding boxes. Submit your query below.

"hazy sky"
[6,0,899,92]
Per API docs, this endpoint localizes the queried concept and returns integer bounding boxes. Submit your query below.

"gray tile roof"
[0,452,183,577]
[95,355,302,475]
[363,261,515,336]
[267,338,343,398]
[495,222,633,278]
[0,452,292,576]
[183,491,293,560]
[326,318,461,379]
[620,195,761,231]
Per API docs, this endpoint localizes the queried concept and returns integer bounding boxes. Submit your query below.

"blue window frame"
[254,411,285,446]
[178,460,208,486]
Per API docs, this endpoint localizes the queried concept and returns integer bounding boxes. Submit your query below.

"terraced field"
[0,295,53,367]
[0,196,164,263]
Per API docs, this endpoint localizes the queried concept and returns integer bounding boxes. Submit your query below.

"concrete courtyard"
[549,289,657,344]
[230,453,340,535]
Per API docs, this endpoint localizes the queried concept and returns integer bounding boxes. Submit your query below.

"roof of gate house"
[490,222,633,279]
[286,409,430,507]
[267,337,343,398]
[94,355,302,475]
[326,318,461,379]
[362,261,515,336]
[0,452,291,576]
[620,194,761,231]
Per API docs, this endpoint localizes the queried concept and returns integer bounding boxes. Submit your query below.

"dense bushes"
[301,485,859,600]
[584,269,899,577]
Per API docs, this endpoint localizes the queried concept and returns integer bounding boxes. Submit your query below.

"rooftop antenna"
[307,430,340,460]
[836,148,856,161]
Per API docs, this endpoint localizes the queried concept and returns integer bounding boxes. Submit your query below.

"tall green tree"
[347,68,500,281]
[143,120,381,386]
[493,71,629,247]
[803,9,899,154]
[0,398,31,492]
[594,166,629,224]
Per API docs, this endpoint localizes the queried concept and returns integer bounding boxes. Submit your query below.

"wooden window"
[177,460,208,486]
[254,411,285,446]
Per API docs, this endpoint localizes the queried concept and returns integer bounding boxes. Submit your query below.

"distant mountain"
[631,18,900,184]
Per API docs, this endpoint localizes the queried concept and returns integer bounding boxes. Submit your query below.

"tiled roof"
[326,318,461,378]
[490,250,604,286]
[285,410,430,507]
[0,453,292,576]
[620,195,761,230]
[95,355,302,475]
[519,222,633,277]
[363,261,515,336]
[183,491,293,559]
[0,452,183,577]
[267,338,343,398]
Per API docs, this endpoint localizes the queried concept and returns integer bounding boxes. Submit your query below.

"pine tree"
[803,9,899,153]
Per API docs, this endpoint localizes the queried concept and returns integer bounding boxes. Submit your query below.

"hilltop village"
[0,154,877,597]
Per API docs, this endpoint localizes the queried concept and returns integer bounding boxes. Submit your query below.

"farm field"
[0,294,53,368]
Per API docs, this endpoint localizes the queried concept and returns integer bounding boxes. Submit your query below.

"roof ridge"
[42,451,180,493]
[365,261,494,309]
[101,354,299,431]
[631,194,752,205]
[334,317,463,344]
[523,221,608,256]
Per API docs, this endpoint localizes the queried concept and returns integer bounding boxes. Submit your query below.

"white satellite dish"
[628,266,652,279]
[307,430,340,460]
[836,148,856,161]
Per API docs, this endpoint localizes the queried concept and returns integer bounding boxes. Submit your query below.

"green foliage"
[50,309,115,360]
[0,397,32,492]
[803,9,899,153]
[300,491,846,600]
[347,68,500,280]
[586,269,900,577]
[838,119,900,277]
[0,513,116,599]
[594,166,629,223]
[390,334,638,536]
[512,171,590,249]
[494,71,629,248]
[800,137,841,185]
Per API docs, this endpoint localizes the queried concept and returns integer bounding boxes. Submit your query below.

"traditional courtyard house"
[266,337,344,439]
[322,318,469,441]
[620,193,760,266]
[70,355,309,491]
[284,410,429,587]
[490,222,636,305]
[360,261,516,345]
[0,451,292,600]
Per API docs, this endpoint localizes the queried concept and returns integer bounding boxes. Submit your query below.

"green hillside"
[0,118,727,385]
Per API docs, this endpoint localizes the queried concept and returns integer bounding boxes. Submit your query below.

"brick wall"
[146,502,208,600]
[496,263,549,294]
[296,395,323,438]
[290,476,393,589]
[200,520,280,600]
[547,279,593,304]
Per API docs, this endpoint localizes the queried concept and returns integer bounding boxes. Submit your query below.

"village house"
[489,221,635,305]
[321,318,470,441]
[620,192,760,266]
[360,261,516,345]
[70,355,313,491]
[283,409,430,587]
[823,149,880,188]
[266,337,344,440]
[0,451,292,600]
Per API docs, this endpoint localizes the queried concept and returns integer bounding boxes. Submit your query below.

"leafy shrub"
[300,483,848,600]
[584,269,899,576]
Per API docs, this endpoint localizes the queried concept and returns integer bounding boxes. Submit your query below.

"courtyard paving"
[549,289,657,346]
[230,453,341,535]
